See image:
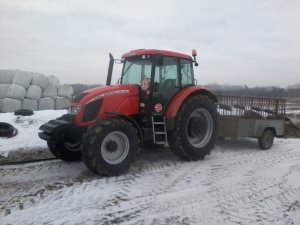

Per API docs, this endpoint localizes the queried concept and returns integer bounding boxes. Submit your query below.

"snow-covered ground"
[0,110,66,158]
[0,111,300,225]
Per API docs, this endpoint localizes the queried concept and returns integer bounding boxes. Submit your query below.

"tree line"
[204,83,300,98]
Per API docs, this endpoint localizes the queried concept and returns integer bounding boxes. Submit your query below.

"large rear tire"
[81,118,138,176]
[47,140,81,161]
[168,95,218,160]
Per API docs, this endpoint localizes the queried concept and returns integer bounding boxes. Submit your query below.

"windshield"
[121,56,152,85]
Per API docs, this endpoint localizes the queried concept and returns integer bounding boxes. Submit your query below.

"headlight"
[68,106,81,115]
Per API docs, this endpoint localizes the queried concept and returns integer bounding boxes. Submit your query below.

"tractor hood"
[69,84,140,126]
[71,84,139,104]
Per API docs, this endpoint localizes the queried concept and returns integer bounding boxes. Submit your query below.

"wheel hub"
[186,108,213,148]
[106,140,118,152]
[189,117,206,137]
[101,131,130,165]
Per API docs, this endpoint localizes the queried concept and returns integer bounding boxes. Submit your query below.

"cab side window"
[180,59,194,86]
[155,56,179,86]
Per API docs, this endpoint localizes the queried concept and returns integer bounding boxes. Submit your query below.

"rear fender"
[165,86,217,130]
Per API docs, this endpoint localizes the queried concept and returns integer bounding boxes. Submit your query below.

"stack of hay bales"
[0,70,73,112]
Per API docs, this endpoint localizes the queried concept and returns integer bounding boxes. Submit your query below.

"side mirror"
[192,49,198,67]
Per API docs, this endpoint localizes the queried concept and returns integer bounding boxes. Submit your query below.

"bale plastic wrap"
[31,73,48,90]
[39,97,55,110]
[57,84,73,100]
[55,97,69,110]
[22,98,38,111]
[0,98,22,112]
[42,85,57,99]
[7,84,26,100]
[47,75,60,90]
[0,70,15,84]
[12,70,33,89]
[0,84,10,99]
[26,85,42,100]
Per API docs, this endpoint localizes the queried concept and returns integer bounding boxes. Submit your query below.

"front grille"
[83,99,103,122]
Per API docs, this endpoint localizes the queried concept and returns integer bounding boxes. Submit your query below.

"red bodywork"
[122,49,193,60]
[165,86,217,119]
[69,84,140,127]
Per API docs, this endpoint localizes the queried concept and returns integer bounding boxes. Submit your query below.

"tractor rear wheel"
[47,140,81,161]
[81,118,138,176]
[168,95,218,160]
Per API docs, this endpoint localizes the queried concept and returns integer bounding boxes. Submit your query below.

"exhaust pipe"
[106,53,114,86]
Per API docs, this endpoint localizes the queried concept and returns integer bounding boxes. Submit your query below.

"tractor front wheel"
[81,118,138,176]
[168,95,218,160]
[47,140,81,161]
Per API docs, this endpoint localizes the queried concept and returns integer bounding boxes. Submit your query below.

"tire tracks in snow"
[1,143,300,224]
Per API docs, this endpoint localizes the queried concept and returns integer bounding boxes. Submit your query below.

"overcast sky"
[0,0,299,87]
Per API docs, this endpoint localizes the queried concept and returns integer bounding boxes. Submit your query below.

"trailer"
[217,95,286,149]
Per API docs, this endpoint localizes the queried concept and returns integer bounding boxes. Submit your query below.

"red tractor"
[39,49,219,175]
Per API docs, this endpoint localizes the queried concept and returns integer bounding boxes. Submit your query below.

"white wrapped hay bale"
[58,84,73,100]
[47,75,60,90]
[26,85,42,100]
[0,84,10,98]
[0,70,15,84]
[31,73,48,90]
[0,98,21,112]
[12,70,33,89]
[55,96,69,109]
[42,85,57,99]
[39,97,55,110]
[7,84,26,100]
[22,98,38,110]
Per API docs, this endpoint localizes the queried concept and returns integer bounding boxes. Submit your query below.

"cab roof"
[122,49,193,60]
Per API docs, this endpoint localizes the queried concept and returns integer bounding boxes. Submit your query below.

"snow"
[0,110,300,224]
[0,110,66,157]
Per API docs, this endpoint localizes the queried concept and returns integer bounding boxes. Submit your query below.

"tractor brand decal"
[85,90,129,104]
[154,103,163,112]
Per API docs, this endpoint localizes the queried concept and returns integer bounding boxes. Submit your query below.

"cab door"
[152,56,180,113]
[151,56,195,113]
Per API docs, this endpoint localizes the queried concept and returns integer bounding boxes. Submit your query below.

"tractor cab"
[120,49,197,115]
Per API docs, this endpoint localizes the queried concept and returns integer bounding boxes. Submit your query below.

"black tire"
[81,118,138,176]
[47,140,81,161]
[258,129,274,150]
[168,95,219,160]
[0,122,14,137]
[14,109,34,116]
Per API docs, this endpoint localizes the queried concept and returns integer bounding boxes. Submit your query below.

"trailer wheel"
[258,129,274,150]
[81,118,138,176]
[168,95,218,160]
[47,140,81,161]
